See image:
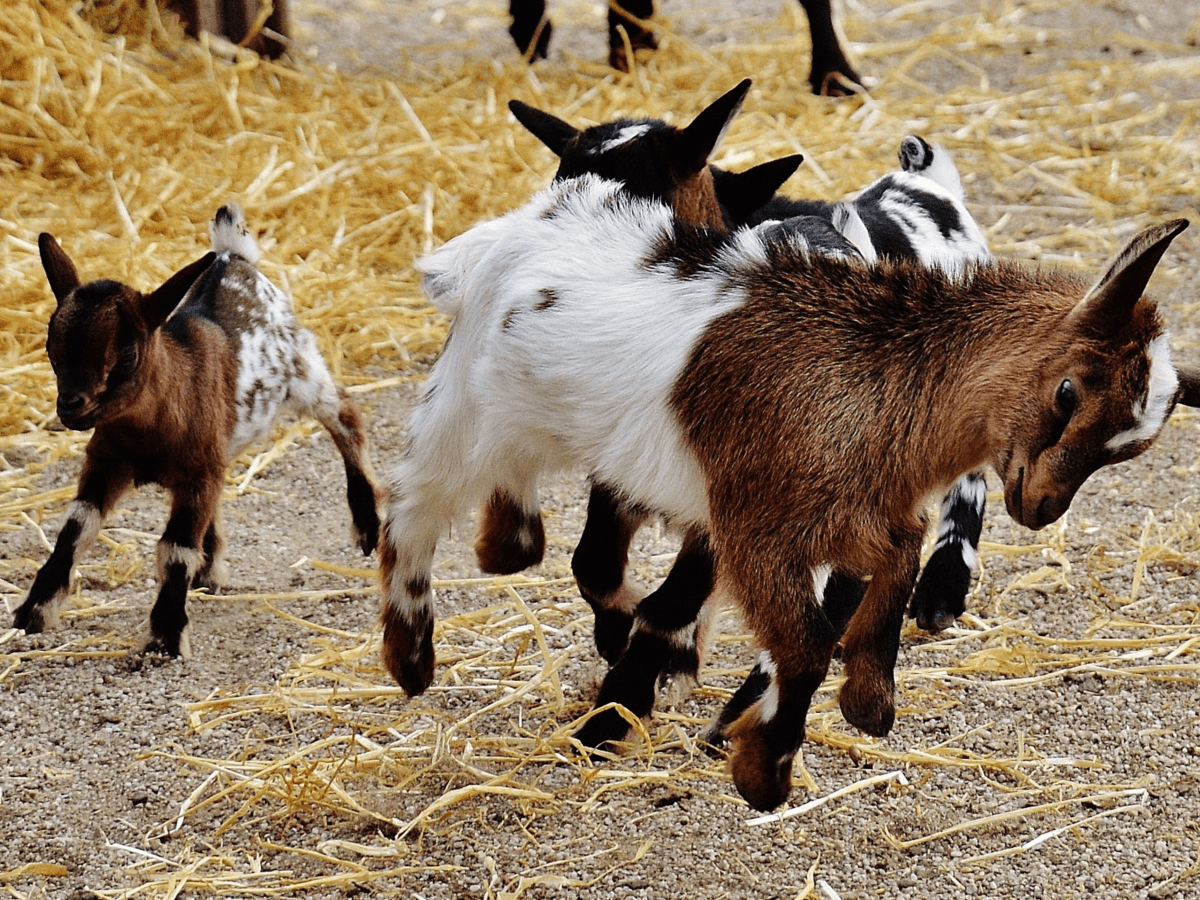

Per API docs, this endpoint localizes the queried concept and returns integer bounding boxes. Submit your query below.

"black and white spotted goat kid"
[14,204,381,657]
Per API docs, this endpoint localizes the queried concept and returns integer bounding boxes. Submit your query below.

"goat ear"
[1174,364,1200,408]
[38,233,82,304]
[1067,219,1189,337]
[141,252,217,331]
[509,100,579,157]
[672,78,752,176]
[711,154,804,223]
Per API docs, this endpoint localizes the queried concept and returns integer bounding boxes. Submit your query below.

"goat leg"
[909,471,985,631]
[571,482,649,665]
[574,526,713,749]
[14,457,131,634]
[837,524,924,736]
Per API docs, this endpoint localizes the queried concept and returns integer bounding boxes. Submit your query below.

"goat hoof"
[13,603,50,634]
[729,731,794,811]
[838,680,895,738]
[592,609,634,665]
[381,609,435,696]
[355,517,380,556]
[574,707,632,751]
[141,633,189,659]
[697,724,730,758]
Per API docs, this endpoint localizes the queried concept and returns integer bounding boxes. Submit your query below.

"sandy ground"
[3,1,1200,898]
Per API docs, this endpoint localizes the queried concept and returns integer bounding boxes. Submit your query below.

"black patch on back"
[738,196,834,228]
[535,288,558,311]
[758,216,861,259]
[644,222,731,279]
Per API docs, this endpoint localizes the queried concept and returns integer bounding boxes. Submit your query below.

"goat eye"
[1056,378,1077,417]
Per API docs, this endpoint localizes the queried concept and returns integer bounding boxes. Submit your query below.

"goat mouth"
[57,409,98,431]
[1007,465,1027,527]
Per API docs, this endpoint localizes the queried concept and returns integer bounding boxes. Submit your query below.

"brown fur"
[670,224,1186,808]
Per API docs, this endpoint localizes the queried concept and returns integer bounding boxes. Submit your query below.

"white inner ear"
[1106,333,1177,451]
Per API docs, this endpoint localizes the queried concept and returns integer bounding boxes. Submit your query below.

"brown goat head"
[508,79,798,229]
[996,219,1188,530]
[39,234,214,431]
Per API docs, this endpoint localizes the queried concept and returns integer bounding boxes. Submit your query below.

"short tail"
[210,202,262,264]
[899,134,965,203]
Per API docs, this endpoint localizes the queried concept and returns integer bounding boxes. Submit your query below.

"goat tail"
[899,134,965,204]
[210,202,263,265]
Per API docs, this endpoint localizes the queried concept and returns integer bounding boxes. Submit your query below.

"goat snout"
[1004,464,1076,530]
[56,393,95,430]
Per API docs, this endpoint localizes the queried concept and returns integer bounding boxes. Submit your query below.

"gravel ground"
[3,1,1200,898]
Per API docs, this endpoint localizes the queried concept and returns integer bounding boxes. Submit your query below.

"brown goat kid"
[385,174,1195,810]
[14,205,381,657]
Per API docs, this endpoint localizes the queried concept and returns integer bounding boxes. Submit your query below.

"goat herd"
[12,80,1196,811]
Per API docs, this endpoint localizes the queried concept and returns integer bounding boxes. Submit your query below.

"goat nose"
[57,394,84,415]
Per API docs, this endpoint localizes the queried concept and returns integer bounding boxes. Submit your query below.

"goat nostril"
[58,395,84,414]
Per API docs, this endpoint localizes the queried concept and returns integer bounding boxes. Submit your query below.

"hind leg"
[475,481,545,576]
[574,526,713,749]
[287,339,381,555]
[379,476,450,696]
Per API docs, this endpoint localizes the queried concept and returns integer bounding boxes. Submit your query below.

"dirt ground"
[3,0,1200,898]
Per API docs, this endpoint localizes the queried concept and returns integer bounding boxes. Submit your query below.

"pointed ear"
[1174,364,1200,408]
[1067,219,1189,337]
[141,252,216,331]
[509,99,580,157]
[711,154,804,224]
[671,78,752,176]
[38,233,82,304]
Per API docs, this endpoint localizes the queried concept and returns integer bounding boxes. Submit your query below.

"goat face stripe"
[1106,334,1178,451]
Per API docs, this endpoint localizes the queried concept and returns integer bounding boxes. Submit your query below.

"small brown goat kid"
[383,174,1196,810]
[14,205,381,657]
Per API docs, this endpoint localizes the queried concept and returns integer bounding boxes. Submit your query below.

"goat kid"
[476,79,792,582]
[505,100,995,746]
[14,204,380,657]
[384,174,1190,809]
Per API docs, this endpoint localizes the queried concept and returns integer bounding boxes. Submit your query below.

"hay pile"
[3,0,1200,896]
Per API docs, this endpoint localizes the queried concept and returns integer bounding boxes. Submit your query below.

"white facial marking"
[595,124,653,155]
[1106,334,1177,451]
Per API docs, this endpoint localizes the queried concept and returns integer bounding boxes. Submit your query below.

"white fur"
[209,202,262,265]
[404,176,745,541]
[1107,334,1178,451]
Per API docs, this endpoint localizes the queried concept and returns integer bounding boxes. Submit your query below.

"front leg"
[718,561,841,810]
[838,524,924,737]
[13,456,132,634]
[909,472,985,631]
[702,570,864,750]
[144,478,221,658]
